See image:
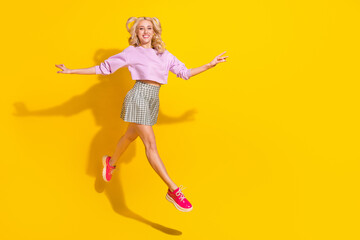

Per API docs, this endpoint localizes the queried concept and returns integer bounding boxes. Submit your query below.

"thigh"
[133,123,157,149]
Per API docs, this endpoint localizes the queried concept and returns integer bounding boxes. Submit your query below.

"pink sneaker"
[102,155,116,182]
[166,185,193,212]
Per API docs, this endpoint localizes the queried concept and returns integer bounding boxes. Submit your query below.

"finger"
[217,51,226,56]
[55,64,64,69]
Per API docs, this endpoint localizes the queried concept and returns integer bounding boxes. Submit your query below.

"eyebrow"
[139,26,152,27]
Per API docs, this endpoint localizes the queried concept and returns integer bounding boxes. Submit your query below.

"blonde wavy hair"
[126,17,166,54]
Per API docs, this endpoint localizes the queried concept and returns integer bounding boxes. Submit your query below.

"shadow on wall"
[13,48,198,235]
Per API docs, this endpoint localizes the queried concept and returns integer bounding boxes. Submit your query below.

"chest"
[128,51,169,70]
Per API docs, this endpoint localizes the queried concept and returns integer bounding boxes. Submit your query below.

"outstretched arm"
[55,48,128,75]
[55,64,96,75]
[190,51,228,77]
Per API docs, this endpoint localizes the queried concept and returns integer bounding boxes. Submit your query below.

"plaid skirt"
[120,81,161,126]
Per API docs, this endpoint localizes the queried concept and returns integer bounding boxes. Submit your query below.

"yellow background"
[1,0,359,239]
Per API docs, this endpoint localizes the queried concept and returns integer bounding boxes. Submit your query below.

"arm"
[55,48,128,75]
[55,64,96,75]
[70,66,96,75]
[188,63,213,78]
[188,51,229,78]
[169,53,193,80]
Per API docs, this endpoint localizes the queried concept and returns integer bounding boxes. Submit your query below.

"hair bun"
[126,17,138,32]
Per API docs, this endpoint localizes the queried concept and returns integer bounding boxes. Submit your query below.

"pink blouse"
[95,45,192,84]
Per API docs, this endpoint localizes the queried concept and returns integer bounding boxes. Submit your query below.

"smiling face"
[137,20,154,47]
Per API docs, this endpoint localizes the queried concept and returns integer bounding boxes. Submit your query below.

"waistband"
[134,81,161,89]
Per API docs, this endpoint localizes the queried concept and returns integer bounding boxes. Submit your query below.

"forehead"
[138,20,153,27]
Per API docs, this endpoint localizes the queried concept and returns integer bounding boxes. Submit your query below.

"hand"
[209,51,229,68]
[55,64,71,74]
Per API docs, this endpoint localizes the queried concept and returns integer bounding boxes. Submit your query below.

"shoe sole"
[166,193,193,212]
[102,155,110,182]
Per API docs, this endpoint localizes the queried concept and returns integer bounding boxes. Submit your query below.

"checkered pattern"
[120,81,161,126]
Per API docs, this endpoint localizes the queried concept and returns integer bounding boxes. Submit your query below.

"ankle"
[109,158,117,167]
[169,185,178,192]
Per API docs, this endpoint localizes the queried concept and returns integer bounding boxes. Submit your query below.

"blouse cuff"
[95,65,101,75]
[186,68,192,80]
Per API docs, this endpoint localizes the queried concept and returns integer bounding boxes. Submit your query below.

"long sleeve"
[95,49,128,75]
[168,52,192,80]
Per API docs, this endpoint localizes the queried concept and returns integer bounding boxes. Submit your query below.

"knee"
[144,142,157,155]
[124,133,138,142]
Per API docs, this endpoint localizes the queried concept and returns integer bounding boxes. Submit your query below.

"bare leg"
[109,123,139,166]
[133,123,178,192]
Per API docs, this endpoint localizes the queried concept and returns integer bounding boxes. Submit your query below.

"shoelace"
[175,185,186,201]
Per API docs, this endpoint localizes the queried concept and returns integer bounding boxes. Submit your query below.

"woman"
[55,16,228,212]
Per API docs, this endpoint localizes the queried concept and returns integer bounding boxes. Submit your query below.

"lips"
[143,35,150,38]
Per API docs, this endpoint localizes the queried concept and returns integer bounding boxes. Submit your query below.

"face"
[137,20,154,45]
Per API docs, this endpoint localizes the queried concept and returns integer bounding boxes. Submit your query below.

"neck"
[140,43,152,49]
